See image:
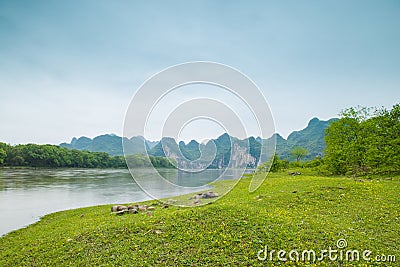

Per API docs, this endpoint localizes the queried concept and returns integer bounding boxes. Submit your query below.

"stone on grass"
[138,205,148,211]
[117,205,128,211]
[203,191,219,198]
[116,210,126,216]
[129,208,138,214]
[111,205,119,212]
[190,191,219,200]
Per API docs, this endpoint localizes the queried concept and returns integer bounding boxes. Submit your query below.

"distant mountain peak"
[280,117,337,160]
[308,117,321,126]
[272,133,285,140]
[188,139,199,145]
[60,117,337,162]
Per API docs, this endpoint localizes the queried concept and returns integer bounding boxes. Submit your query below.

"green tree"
[270,154,289,172]
[290,146,308,162]
[257,154,288,173]
[324,103,400,175]
[0,143,131,169]
[324,117,363,175]
[0,148,6,166]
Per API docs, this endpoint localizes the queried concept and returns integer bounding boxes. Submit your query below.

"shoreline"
[0,168,246,237]
[0,173,398,266]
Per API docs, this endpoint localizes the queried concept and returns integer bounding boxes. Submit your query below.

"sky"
[0,0,399,144]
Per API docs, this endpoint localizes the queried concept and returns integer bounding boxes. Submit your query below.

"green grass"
[0,173,399,266]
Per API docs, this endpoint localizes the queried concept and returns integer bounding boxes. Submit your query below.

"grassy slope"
[0,173,399,266]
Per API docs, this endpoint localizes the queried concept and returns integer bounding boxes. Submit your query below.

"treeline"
[0,143,175,169]
[0,143,126,168]
[324,103,400,176]
[257,153,323,173]
[259,103,400,176]
[126,154,176,168]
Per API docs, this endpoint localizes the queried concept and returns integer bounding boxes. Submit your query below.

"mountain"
[60,134,152,156]
[147,134,257,169]
[60,134,123,156]
[275,117,338,160]
[59,117,337,163]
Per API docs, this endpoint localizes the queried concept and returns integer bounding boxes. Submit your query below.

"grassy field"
[0,172,399,266]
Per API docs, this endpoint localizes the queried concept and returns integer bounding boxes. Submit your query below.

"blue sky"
[0,0,399,144]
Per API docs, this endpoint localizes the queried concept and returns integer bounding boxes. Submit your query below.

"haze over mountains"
[60,117,337,166]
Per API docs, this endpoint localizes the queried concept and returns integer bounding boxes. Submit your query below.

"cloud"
[0,1,399,144]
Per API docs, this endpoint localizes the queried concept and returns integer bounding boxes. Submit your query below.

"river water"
[0,168,245,236]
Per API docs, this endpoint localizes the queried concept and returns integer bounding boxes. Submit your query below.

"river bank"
[1,173,398,266]
[0,168,245,236]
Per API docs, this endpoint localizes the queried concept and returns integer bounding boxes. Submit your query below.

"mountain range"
[60,117,337,166]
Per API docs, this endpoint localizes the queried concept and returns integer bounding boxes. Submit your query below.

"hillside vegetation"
[59,118,335,168]
[325,104,400,176]
[0,143,174,169]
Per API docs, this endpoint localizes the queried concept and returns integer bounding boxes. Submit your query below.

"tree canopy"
[324,103,400,175]
[257,154,289,173]
[290,146,308,162]
[0,143,175,169]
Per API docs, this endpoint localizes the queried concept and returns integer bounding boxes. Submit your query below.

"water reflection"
[0,168,247,236]
[0,168,144,236]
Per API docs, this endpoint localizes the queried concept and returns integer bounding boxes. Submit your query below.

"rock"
[147,206,155,211]
[192,199,201,205]
[189,194,202,200]
[117,205,128,211]
[116,210,126,216]
[146,211,153,216]
[203,191,219,198]
[190,191,219,200]
[162,204,169,209]
[138,205,148,212]
[129,208,138,214]
[111,205,119,212]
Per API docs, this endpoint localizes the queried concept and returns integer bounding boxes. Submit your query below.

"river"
[0,168,246,236]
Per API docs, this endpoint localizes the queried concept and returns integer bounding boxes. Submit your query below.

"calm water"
[0,168,246,236]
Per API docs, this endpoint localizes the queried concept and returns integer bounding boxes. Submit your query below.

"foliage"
[0,143,175,169]
[303,156,323,167]
[0,173,398,266]
[0,148,6,166]
[324,103,400,175]
[150,156,176,168]
[290,146,309,162]
[257,154,289,173]
[288,160,303,168]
